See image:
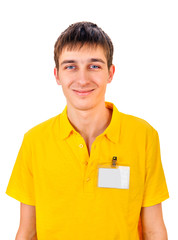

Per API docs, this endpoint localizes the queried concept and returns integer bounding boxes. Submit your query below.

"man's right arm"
[15,203,37,240]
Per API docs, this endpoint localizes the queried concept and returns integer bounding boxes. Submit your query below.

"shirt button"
[79,144,84,148]
[84,161,88,165]
[86,177,91,182]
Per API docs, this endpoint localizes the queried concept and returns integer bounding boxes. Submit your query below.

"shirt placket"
[74,133,100,195]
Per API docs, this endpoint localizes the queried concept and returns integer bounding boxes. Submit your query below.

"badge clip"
[112,156,117,167]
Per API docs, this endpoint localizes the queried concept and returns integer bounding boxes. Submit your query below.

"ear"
[107,64,115,84]
[54,67,61,85]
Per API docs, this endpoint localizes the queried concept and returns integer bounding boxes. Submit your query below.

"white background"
[0,0,177,238]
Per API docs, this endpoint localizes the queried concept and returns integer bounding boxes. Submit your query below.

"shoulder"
[120,111,154,128]
[23,113,61,143]
[119,111,158,141]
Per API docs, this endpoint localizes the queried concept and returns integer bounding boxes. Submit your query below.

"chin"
[74,105,93,111]
[71,102,96,111]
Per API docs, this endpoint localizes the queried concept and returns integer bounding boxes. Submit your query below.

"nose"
[76,68,89,86]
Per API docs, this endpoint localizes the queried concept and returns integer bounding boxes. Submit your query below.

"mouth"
[72,89,95,96]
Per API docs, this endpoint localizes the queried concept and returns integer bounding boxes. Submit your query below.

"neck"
[67,102,112,141]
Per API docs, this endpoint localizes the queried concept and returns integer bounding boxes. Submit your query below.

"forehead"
[59,44,107,63]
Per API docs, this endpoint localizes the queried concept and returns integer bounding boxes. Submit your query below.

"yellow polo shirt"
[6,102,169,240]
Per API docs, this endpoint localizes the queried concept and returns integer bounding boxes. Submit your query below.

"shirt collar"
[58,102,121,143]
[102,102,121,143]
[58,105,76,140]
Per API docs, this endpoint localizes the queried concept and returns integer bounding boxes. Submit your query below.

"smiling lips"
[72,89,94,96]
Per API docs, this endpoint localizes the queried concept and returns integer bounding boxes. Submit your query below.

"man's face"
[54,44,115,111]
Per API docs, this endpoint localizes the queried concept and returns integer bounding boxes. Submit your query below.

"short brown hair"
[54,21,114,71]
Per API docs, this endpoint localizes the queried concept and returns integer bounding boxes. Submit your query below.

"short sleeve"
[142,130,169,207]
[6,133,35,206]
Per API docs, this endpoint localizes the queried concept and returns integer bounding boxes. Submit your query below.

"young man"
[6,22,169,240]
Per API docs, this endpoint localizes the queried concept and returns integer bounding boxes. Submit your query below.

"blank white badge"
[98,166,130,189]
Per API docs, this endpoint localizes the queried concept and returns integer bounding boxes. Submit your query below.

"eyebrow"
[60,58,106,66]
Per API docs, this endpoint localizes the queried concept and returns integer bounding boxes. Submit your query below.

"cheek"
[60,72,77,85]
[60,76,74,88]
[97,76,108,87]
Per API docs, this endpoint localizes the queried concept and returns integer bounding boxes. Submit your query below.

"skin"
[16,44,168,240]
[15,203,37,240]
[141,203,168,239]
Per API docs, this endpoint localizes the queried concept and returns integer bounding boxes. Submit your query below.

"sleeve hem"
[5,188,35,206]
[141,193,169,207]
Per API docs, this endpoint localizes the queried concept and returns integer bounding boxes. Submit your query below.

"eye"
[89,65,100,69]
[65,65,76,70]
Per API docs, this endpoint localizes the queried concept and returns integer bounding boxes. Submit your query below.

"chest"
[32,135,146,197]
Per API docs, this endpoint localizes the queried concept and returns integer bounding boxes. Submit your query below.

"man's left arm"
[141,203,168,240]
